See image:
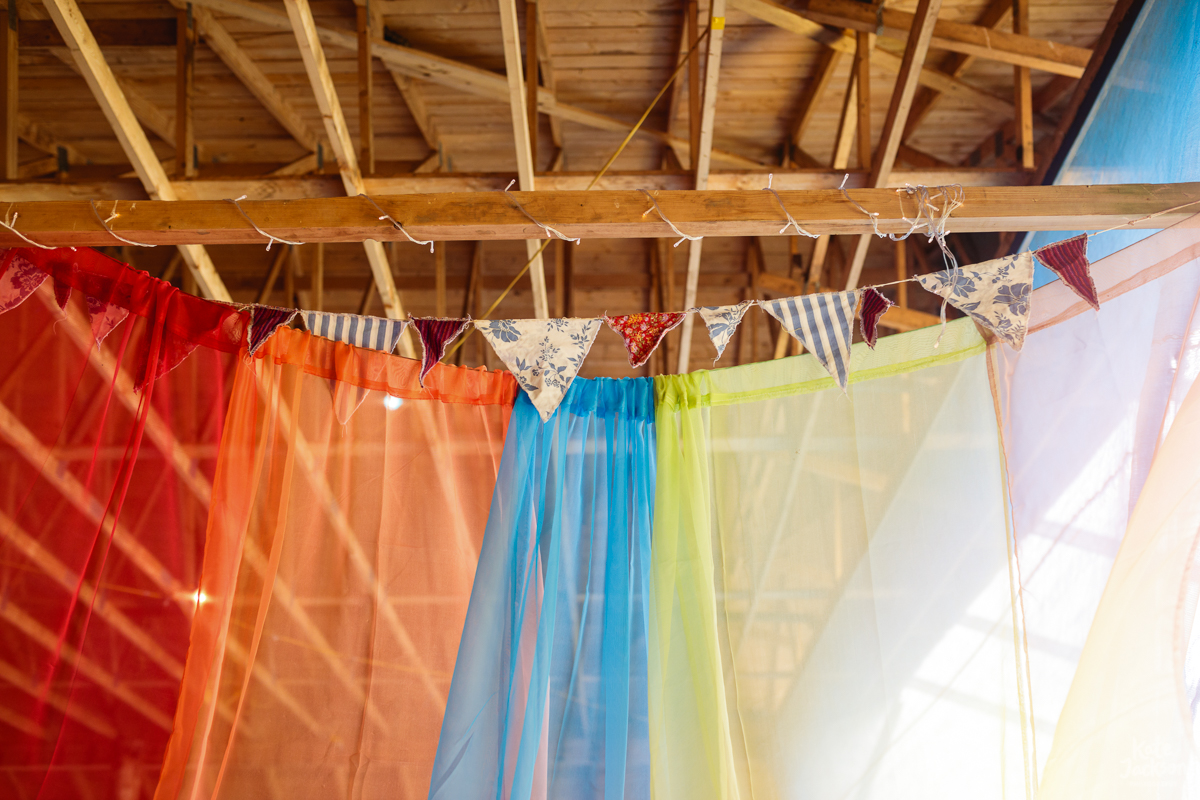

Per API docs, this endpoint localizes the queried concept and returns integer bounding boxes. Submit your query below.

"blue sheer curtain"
[429,377,656,800]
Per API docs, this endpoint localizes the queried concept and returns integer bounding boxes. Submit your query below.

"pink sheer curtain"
[992,217,1200,793]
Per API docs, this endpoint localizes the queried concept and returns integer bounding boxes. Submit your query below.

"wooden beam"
[903,0,1012,140]
[39,0,229,301]
[794,0,1090,77]
[676,0,726,372]
[356,5,373,175]
[831,69,856,169]
[389,72,440,163]
[1012,0,1033,169]
[2,183,1195,246]
[174,5,195,178]
[281,0,414,355]
[789,47,842,150]
[533,6,561,150]
[844,0,943,291]
[193,7,320,152]
[185,0,763,170]
[497,0,548,319]
[525,0,538,172]
[686,0,700,170]
[854,30,871,170]
[2,1,16,181]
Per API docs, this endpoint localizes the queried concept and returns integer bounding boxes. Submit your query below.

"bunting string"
[228,195,305,250]
[90,200,155,248]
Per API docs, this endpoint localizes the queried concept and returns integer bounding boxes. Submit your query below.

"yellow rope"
[446,25,713,359]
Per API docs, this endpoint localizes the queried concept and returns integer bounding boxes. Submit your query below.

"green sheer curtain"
[649,319,1035,800]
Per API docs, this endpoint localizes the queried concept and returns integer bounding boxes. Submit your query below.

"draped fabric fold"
[0,247,244,798]
[429,377,656,800]
[649,318,1033,800]
[154,329,517,800]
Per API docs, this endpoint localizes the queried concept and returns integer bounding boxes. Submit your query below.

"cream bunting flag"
[475,318,603,421]
[917,251,1034,350]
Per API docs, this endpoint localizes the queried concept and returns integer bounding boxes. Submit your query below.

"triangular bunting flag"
[917,251,1034,350]
[604,312,686,368]
[0,255,48,314]
[858,287,894,349]
[303,311,408,354]
[409,317,471,386]
[85,294,130,346]
[247,305,299,355]
[697,301,753,363]
[761,291,859,391]
[1034,234,1099,310]
[52,278,71,310]
[476,318,602,422]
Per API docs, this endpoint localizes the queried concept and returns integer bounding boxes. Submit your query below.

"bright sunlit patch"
[384,394,404,411]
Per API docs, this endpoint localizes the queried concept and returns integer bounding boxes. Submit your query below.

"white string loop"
[839,174,884,238]
[639,189,702,248]
[764,174,818,238]
[358,194,434,252]
[503,180,581,244]
[89,200,154,247]
[2,205,58,250]
[227,195,305,250]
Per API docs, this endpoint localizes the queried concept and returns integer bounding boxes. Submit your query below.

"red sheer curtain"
[0,248,246,799]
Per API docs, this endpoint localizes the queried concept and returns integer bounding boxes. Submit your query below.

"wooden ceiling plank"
[796,0,1090,77]
[844,0,944,291]
[903,0,1011,140]
[40,0,230,300]
[497,0,549,318]
[2,2,17,180]
[676,0,726,372]
[185,0,764,169]
[3,183,1195,245]
[281,0,415,353]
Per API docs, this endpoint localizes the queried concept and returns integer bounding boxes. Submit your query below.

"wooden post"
[686,0,700,170]
[175,5,196,179]
[553,238,565,317]
[434,241,446,316]
[313,242,324,311]
[564,237,575,317]
[895,239,908,307]
[256,245,289,304]
[1013,0,1034,169]
[356,5,374,175]
[647,239,661,375]
[525,0,538,172]
[854,30,872,170]
[1,2,16,181]
[284,244,296,306]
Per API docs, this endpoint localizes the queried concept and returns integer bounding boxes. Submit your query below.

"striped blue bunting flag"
[761,290,860,391]
[303,311,408,354]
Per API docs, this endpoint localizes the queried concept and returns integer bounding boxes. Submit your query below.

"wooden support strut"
[1,184,1197,246]
[1,1,17,181]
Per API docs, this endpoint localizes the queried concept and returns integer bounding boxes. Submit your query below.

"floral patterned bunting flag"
[475,318,603,421]
[1034,234,1099,310]
[0,254,48,314]
[247,305,299,355]
[697,301,753,363]
[858,287,894,349]
[409,316,471,386]
[917,251,1034,350]
[604,312,686,368]
[86,294,130,346]
[761,291,860,391]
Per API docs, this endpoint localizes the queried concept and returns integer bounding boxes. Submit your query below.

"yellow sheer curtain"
[650,319,1035,800]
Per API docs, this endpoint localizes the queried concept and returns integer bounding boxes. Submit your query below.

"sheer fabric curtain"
[650,319,1033,800]
[0,248,244,799]
[993,217,1200,795]
[155,329,517,800]
[429,377,656,800]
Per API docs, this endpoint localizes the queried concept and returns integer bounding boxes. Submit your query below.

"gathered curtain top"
[550,374,656,421]
[257,325,520,406]
[656,317,985,412]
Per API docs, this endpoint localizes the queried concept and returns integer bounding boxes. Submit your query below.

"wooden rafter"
[185,0,763,170]
[175,4,195,178]
[787,46,842,154]
[2,183,1196,246]
[2,1,16,181]
[497,0,549,319]
[1013,0,1033,169]
[676,0,727,372]
[281,0,415,355]
[39,0,230,300]
[844,0,945,291]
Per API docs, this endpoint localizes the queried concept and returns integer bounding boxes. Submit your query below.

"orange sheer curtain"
[155,328,517,800]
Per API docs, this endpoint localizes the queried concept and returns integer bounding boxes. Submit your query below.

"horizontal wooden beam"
[0,167,1031,202]
[0,183,1195,246]
[797,0,1091,77]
